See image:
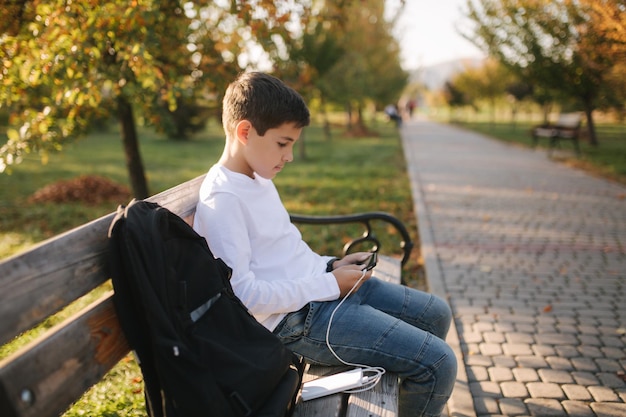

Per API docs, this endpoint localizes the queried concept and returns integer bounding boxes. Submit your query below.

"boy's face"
[243,122,301,180]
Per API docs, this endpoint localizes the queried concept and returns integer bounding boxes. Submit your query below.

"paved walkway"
[401,119,626,417]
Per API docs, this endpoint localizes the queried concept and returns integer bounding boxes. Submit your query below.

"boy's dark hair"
[222,72,310,137]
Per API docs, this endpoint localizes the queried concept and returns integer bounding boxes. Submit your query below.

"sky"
[390,0,486,70]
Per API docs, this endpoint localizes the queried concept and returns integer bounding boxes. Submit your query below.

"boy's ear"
[235,120,252,144]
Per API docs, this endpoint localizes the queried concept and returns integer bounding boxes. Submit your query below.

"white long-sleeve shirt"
[193,165,340,331]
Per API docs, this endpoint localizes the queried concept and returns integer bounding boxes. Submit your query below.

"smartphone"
[362,252,377,271]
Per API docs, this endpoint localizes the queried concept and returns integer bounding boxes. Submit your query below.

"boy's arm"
[194,195,340,316]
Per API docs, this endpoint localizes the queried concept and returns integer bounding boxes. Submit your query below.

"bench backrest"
[556,112,582,129]
[0,175,206,417]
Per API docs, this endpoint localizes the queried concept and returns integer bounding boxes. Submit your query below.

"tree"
[580,0,626,58]
[311,0,407,135]
[0,0,300,197]
[453,59,512,123]
[463,0,623,145]
[273,1,346,142]
[579,0,626,119]
[443,80,471,122]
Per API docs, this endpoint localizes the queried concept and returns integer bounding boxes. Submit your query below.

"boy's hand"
[332,264,372,297]
[334,252,375,269]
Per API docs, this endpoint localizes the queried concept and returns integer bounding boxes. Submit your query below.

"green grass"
[452,120,626,185]
[0,117,418,417]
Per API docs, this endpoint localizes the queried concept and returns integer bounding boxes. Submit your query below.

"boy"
[193,72,456,417]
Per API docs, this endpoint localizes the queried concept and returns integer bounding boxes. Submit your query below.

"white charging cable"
[325,267,386,393]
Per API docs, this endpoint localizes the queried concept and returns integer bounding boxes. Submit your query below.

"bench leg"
[548,136,558,157]
[573,137,581,156]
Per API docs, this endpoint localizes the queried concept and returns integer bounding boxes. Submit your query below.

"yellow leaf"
[141,77,155,89]
[38,121,49,134]
[7,128,20,141]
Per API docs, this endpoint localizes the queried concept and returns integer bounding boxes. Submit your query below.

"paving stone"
[571,357,599,372]
[601,346,626,359]
[513,368,539,382]
[498,397,527,416]
[536,323,557,334]
[484,331,506,344]
[473,396,500,415]
[531,344,556,357]
[515,323,537,333]
[578,345,604,358]
[467,365,489,382]
[537,368,574,384]
[596,358,623,372]
[515,356,548,369]
[579,334,602,346]
[554,345,580,358]
[502,314,537,325]
[479,343,503,356]
[474,322,495,332]
[463,331,484,344]
[470,381,502,398]
[588,385,620,402]
[502,343,533,356]
[545,356,574,370]
[597,372,626,388]
[500,381,528,398]
[589,402,626,417]
[535,332,578,345]
[578,324,600,335]
[562,384,593,401]
[526,382,565,399]
[524,398,565,416]
[488,367,514,382]
[561,400,595,417]
[466,354,494,367]
[558,315,580,326]
[492,355,517,368]
[505,332,534,344]
[557,323,578,334]
[494,322,516,333]
[571,371,600,386]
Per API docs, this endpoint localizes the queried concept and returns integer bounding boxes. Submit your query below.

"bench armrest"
[289,212,414,266]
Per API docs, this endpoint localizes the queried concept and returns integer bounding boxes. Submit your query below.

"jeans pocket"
[274,304,309,343]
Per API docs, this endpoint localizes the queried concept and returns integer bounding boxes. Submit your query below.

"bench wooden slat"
[0,175,205,347]
[348,372,399,417]
[0,292,127,417]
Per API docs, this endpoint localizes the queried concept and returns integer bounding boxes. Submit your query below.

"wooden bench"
[0,174,413,417]
[531,112,582,156]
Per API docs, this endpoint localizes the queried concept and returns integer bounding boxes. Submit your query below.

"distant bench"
[532,112,582,156]
[0,175,414,417]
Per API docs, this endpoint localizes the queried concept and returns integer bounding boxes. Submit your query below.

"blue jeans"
[273,277,457,417]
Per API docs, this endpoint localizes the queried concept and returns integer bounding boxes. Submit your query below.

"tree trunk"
[321,95,332,141]
[345,103,353,131]
[118,96,150,199]
[583,103,598,147]
[356,103,368,132]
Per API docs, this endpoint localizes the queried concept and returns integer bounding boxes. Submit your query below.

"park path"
[401,119,626,417]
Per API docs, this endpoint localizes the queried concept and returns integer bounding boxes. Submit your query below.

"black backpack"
[107,199,304,417]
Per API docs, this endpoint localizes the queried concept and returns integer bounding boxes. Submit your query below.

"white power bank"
[301,368,364,401]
